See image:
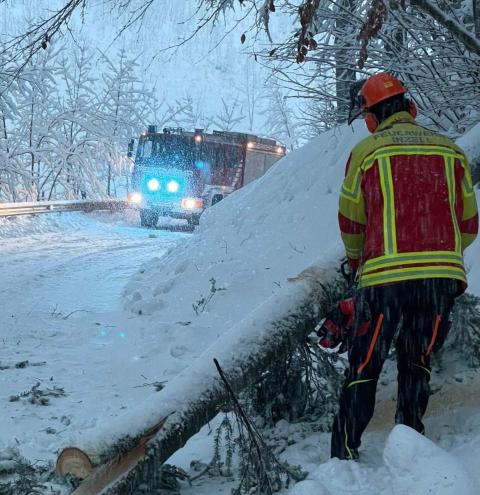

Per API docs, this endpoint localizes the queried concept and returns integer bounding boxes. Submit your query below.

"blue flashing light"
[99,329,106,337]
[119,331,126,338]
[195,160,211,174]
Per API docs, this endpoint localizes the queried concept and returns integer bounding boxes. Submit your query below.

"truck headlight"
[147,178,160,191]
[128,192,143,204]
[181,198,203,210]
[167,180,180,193]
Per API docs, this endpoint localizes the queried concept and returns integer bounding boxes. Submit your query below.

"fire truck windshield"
[136,134,240,172]
[136,135,196,170]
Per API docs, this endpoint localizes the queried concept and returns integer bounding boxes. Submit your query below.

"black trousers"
[331,278,459,459]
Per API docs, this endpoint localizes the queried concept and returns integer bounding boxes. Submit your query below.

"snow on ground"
[1,122,480,494]
[285,420,479,495]
[0,212,190,466]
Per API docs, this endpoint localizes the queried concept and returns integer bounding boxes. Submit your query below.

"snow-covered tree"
[53,42,99,199]
[263,87,302,150]
[261,0,480,134]
[475,0,480,37]
[157,95,210,133]
[0,40,161,201]
[1,41,60,201]
[214,97,245,132]
[334,0,358,122]
[96,48,153,196]
[237,60,264,132]
[0,60,22,201]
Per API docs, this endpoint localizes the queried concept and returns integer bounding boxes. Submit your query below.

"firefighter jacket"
[339,111,478,289]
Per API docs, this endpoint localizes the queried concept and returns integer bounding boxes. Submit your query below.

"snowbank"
[457,121,480,166]
[0,210,139,239]
[0,212,92,238]
[287,424,478,495]
[384,425,476,495]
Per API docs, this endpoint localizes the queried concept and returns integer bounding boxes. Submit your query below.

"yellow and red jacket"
[339,112,478,289]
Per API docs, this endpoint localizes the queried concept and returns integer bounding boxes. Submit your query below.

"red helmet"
[347,72,415,131]
[361,72,406,109]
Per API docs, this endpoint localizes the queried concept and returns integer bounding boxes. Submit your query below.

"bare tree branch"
[411,0,480,56]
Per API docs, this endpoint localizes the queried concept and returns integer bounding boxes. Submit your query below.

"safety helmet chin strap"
[409,100,418,119]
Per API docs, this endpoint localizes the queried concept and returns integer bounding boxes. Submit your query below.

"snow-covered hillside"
[123,123,366,322]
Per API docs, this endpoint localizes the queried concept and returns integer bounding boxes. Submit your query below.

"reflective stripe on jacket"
[339,112,478,289]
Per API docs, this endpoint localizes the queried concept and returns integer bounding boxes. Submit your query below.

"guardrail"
[0,199,129,218]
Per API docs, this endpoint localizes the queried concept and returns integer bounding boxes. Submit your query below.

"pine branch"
[213,358,307,494]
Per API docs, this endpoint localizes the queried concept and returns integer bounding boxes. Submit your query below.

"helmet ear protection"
[364,99,418,133]
[408,99,417,118]
[364,112,379,133]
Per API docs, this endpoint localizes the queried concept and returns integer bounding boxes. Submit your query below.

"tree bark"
[474,0,480,38]
[335,0,357,123]
[57,267,331,495]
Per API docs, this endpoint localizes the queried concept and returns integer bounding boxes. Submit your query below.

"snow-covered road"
[0,212,189,463]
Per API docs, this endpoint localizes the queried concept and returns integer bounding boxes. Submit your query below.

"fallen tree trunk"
[56,265,332,495]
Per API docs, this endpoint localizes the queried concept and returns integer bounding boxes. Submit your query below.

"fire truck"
[127,126,286,228]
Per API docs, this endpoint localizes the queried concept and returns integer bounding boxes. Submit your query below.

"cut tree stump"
[56,417,170,494]
[56,448,94,479]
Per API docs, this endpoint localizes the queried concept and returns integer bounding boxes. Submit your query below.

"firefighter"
[329,72,478,460]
